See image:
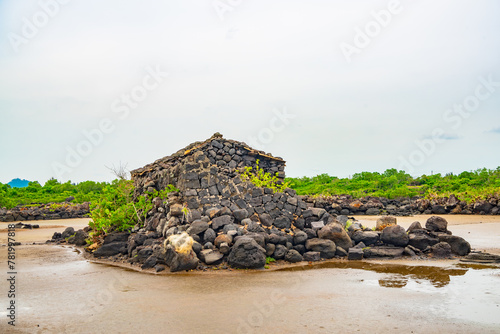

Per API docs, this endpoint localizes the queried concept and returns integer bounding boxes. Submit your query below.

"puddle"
[275,260,498,288]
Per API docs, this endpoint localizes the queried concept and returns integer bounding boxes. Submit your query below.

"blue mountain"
[8,178,31,188]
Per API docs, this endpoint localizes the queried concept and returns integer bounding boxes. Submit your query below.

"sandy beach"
[1,216,499,333]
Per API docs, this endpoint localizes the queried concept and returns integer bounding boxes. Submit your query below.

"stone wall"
[131,133,286,199]
[0,202,90,222]
[303,193,500,216]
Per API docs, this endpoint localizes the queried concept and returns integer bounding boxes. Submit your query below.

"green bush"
[239,159,289,193]
[286,167,500,202]
[89,180,178,236]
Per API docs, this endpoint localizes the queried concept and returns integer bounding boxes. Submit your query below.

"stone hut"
[131,132,286,200]
[86,133,473,272]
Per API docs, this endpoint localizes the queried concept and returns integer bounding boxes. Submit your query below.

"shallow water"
[1,245,499,334]
[1,216,500,333]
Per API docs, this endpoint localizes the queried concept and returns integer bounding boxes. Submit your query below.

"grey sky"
[1,0,499,184]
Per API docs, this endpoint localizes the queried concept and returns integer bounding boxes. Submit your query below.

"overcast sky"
[1,0,499,184]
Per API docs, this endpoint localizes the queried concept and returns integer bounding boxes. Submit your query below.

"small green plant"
[266,257,276,264]
[239,159,289,193]
[181,205,191,223]
[89,180,179,236]
[345,220,353,231]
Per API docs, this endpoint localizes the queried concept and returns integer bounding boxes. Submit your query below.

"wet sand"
[0,218,91,244]
[1,216,499,333]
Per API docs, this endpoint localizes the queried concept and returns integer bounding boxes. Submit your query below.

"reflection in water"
[379,276,408,288]
[276,261,471,288]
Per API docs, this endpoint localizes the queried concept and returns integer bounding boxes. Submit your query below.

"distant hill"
[8,178,31,188]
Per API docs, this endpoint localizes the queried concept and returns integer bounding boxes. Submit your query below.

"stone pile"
[0,201,90,222]
[85,134,474,272]
[302,193,500,216]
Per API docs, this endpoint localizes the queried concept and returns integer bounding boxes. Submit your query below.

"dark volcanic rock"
[438,235,471,256]
[426,216,448,232]
[431,242,452,258]
[187,220,209,235]
[233,209,249,221]
[228,238,266,269]
[348,248,363,260]
[273,244,288,260]
[305,238,336,259]
[293,231,308,245]
[61,227,75,239]
[303,251,321,262]
[203,228,216,243]
[103,232,130,244]
[406,221,422,233]
[94,242,127,257]
[199,249,224,265]
[212,215,234,230]
[285,249,303,263]
[363,246,404,258]
[317,222,352,251]
[164,245,199,272]
[380,225,409,247]
[408,233,440,251]
[72,229,88,246]
[351,230,379,246]
[141,255,158,270]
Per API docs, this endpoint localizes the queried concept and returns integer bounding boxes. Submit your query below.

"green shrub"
[89,180,178,236]
[239,159,289,192]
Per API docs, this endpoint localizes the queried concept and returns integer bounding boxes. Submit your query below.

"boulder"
[438,235,471,256]
[219,242,230,255]
[274,216,291,229]
[203,228,216,243]
[431,205,447,214]
[212,215,234,230]
[363,246,404,258]
[348,248,363,260]
[310,221,325,230]
[426,216,448,232]
[61,227,75,239]
[375,216,397,231]
[265,243,276,257]
[258,213,273,227]
[170,204,184,217]
[233,209,249,221]
[235,233,266,248]
[93,242,127,257]
[103,232,130,244]
[380,225,409,247]
[317,223,352,251]
[164,245,199,272]
[273,244,288,259]
[408,233,439,250]
[351,230,379,246]
[227,238,266,269]
[365,208,380,215]
[431,242,452,258]
[305,238,336,259]
[406,221,422,233]
[199,249,224,265]
[285,250,303,263]
[336,246,348,257]
[214,234,233,248]
[293,231,308,245]
[303,251,321,262]
[141,255,158,270]
[186,220,209,235]
[72,229,88,246]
